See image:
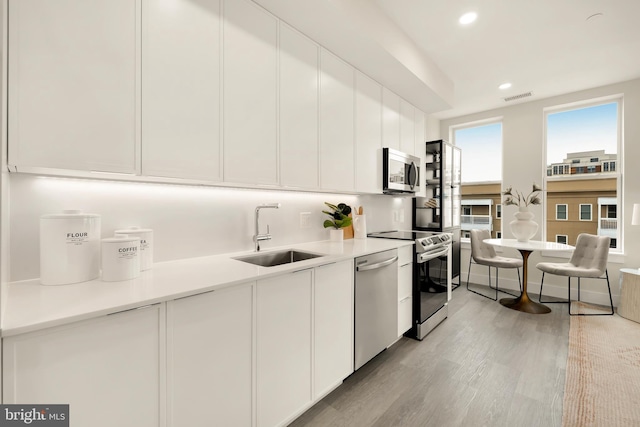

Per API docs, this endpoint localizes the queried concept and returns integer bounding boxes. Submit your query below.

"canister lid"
[114,226,153,234]
[102,235,140,244]
[41,210,101,219]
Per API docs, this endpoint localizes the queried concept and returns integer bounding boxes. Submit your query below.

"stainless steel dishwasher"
[354,249,399,370]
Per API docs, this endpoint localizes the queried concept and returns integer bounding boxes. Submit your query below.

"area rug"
[563,304,640,427]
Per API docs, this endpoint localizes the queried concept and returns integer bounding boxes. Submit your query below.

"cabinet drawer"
[398,296,412,336]
[398,245,413,266]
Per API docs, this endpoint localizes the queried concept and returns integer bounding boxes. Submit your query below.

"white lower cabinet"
[398,246,414,336]
[314,261,354,398]
[257,269,313,427]
[2,305,162,427]
[167,284,253,427]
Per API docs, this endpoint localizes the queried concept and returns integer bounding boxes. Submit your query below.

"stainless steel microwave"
[383,148,420,194]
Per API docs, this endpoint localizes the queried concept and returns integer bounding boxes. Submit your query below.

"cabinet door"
[257,270,312,427]
[400,99,415,155]
[382,88,400,151]
[414,109,427,197]
[398,263,413,336]
[320,49,355,191]
[3,305,161,427]
[8,0,138,173]
[167,284,252,427]
[223,0,278,185]
[280,23,319,189]
[142,0,222,181]
[355,72,383,194]
[314,261,354,398]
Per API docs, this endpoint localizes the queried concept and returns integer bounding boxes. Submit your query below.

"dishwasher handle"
[356,256,398,272]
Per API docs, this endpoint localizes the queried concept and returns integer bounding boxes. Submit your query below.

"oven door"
[416,245,450,327]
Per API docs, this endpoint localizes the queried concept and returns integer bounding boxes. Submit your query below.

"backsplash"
[8,174,412,282]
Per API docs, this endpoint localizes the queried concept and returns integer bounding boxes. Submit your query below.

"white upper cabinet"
[319,49,355,192]
[223,0,278,185]
[400,99,416,155]
[279,24,319,189]
[382,88,400,151]
[355,72,383,194]
[141,0,222,181]
[414,108,427,197]
[8,0,138,173]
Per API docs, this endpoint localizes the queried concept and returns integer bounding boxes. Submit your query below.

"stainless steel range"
[368,230,453,340]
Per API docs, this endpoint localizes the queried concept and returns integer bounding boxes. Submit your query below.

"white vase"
[329,228,344,241]
[510,207,538,242]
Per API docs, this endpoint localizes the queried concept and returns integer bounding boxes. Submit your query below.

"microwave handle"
[408,161,418,190]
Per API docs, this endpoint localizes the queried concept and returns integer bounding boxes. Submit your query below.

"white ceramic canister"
[101,235,141,282]
[40,210,101,285]
[114,226,153,270]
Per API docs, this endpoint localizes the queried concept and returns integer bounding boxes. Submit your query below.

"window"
[463,206,471,216]
[579,204,592,221]
[610,238,617,249]
[556,235,568,244]
[496,231,502,238]
[545,99,620,251]
[452,120,502,183]
[496,204,502,219]
[462,231,471,239]
[556,204,568,220]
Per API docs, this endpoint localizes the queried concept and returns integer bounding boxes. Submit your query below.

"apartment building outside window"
[556,235,568,244]
[545,98,621,250]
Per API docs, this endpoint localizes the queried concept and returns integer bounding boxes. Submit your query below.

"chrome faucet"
[254,203,281,251]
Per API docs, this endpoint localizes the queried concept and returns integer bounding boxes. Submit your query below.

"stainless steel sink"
[234,250,323,267]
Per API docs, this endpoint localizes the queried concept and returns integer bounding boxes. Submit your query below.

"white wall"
[7,174,413,282]
[440,78,640,306]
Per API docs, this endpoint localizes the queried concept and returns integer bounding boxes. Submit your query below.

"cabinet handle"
[356,256,398,272]
[293,267,314,274]
[108,303,158,315]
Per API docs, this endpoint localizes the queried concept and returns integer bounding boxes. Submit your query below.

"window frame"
[543,95,622,253]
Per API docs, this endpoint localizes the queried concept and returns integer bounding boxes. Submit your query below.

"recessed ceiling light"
[459,12,477,25]
[499,82,512,90]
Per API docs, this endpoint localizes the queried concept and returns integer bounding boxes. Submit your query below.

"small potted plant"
[323,202,352,241]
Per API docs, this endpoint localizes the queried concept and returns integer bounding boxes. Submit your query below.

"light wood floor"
[291,285,570,427]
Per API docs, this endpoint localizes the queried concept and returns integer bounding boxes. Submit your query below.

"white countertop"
[1,238,413,337]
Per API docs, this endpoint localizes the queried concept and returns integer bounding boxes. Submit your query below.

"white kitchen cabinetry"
[257,269,312,427]
[8,0,138,174]
[398,245,414,336]
[3,305,162,427]
[320,49,355,192]
[314,260,354,398]
[355,72,383,194]
[400,99,416,156]
[223,0,278,185]
[414,108,427,197]
[141,0,222,181]
[382,88,401,151]
[279,23,320,189]
[167,284,252,427]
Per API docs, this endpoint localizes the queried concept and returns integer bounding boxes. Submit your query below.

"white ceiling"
[375,0,640,119]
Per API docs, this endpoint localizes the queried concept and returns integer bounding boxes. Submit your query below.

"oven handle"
[356,256,398,272]
[417,246,450,263]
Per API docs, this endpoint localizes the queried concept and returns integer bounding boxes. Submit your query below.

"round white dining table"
[483,239,574,314]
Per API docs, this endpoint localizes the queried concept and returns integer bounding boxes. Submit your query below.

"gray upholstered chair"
[536,233,613,316]
[467,229,522,300]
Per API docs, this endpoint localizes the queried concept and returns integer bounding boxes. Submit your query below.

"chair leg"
[538,272,570,304]
[466,257,498,301]
[568,270,614,316]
